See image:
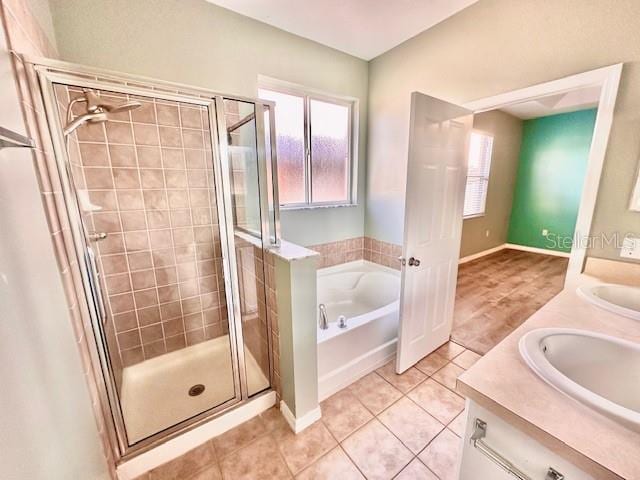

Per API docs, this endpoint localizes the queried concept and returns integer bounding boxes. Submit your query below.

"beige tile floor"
[136,341,481,480]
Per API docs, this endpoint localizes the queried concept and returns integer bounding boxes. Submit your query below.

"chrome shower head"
[63,89,142,136]
[63,111,108,137]
[84,90,142,114]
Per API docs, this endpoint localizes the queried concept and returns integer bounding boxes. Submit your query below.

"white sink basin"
[519,328,640,432]
[577,283,640,321]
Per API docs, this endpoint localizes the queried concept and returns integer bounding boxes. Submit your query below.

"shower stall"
[32,59,280,457]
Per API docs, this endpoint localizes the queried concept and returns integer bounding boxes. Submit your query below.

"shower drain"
[188,384,206,397]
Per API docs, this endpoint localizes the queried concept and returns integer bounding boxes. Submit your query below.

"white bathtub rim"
[317,260,400,344]
[317,259,400,276]
[317,300,399,344]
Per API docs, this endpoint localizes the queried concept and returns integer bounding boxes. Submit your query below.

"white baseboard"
[117,391,276,480]
[459,244,507,264]
[505,243,571,258]
[458,243,572,264]
[279,401,322,434]
[318,338,397,401]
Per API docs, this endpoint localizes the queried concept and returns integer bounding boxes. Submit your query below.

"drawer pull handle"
[471,418,564,480]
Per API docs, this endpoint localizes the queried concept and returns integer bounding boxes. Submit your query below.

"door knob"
[408,257,420,267]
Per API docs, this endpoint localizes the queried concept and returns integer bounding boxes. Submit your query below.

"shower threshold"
[120,336,269,444]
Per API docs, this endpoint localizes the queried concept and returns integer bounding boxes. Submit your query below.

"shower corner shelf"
[0,125,35,149]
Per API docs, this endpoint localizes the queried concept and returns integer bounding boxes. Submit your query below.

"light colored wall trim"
[463,64,623,288]
[458,242,575,264]
[116,392,276,480]
[279,401,321,434]
[459,244,507,264]
[505,243,571,258]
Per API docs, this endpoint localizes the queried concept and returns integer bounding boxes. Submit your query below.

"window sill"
[464,213,486,220]
[281,203,358,212]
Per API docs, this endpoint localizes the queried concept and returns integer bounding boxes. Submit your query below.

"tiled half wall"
[235,236,279,395]
[309,236,402,270]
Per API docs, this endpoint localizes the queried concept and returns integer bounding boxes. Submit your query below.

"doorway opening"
[395,65,622,371]
[452,89,600,354]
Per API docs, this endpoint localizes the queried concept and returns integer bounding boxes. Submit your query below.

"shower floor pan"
[120,335,269,444]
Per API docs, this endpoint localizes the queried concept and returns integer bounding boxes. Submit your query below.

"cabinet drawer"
[458,401,594,480]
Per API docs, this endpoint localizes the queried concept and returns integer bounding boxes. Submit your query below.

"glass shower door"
[219,98,272,397]
[50,83,240,446]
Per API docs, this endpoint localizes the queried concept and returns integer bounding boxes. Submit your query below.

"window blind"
[464,132,494,217]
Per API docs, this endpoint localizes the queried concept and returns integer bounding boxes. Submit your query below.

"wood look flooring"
[451,248,568,355]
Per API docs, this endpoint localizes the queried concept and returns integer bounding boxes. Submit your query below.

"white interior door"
[396,92,472,373]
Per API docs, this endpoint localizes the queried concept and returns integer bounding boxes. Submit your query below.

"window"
[464,132,494,218]
[258,85,355,207]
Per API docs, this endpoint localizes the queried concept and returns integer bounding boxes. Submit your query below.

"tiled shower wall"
[54,85,230,368]
[235,236,275,390]
[264,251,281,398]
[310,236,402,270]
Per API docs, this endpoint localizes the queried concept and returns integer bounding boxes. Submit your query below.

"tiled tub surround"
[364,237,403,269]
[53,85,230,368]
[310,237,364,267]
[310,236,402,270]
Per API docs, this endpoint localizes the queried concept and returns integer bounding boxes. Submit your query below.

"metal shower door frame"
[31,58,279,460]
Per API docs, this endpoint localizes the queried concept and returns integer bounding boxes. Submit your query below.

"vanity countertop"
[457,275,640,480]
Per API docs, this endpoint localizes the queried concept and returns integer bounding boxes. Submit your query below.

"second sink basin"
[577,283,640,321]
[519,328,640,432]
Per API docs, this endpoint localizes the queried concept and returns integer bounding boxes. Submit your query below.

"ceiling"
[205,0,478,60]
[499,86,602,120]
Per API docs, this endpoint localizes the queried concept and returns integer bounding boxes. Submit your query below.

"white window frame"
[463,130,494,219]
[258,75,359,209]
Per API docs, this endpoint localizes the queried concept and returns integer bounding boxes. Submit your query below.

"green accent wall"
[507,109,597,253]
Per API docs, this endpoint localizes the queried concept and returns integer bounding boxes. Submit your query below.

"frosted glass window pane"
[310,99,349,203]
[258,89,305,205]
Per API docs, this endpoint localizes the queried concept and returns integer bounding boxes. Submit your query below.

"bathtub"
[317,261,401,400]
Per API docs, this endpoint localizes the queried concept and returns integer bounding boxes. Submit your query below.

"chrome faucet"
[319,304,329,330]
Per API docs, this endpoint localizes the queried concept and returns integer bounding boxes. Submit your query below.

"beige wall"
[460,110,523,258]
[366,0,640,263]
[0,0,110,478]
[48,0,369,247]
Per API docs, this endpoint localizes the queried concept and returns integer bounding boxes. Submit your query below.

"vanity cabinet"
[457,400,594,480]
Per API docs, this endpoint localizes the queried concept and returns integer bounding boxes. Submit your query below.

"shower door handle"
[85,246,108,325]
[88,231,108,242]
